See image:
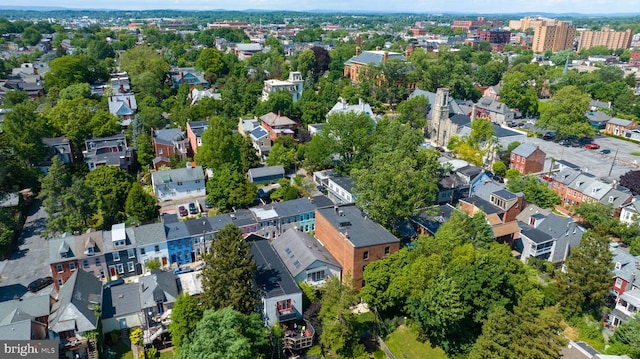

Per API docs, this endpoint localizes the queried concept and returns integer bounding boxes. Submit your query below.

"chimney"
[405,44,413,58]
[119,84,124,94]
[181,72,185,82]
[355,46,361,56]
[383,51,389,62]
[471,104,477,121]
[359,98,364,110]
[127,97,131,108]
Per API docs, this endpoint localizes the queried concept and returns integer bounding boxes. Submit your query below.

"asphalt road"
[0,200,53,301]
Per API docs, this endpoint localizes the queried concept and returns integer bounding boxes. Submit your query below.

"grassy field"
[384,325,448,359]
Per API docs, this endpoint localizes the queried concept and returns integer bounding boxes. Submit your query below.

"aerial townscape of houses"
[2,9,640,359]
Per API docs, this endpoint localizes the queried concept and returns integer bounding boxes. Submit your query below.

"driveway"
[0,200,53,301]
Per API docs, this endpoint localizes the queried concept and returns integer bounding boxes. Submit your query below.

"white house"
[248,234,303,327]
[134,223,170,272]
[261,71,304,102]
[609,288,640,328]
[620,199,640,226]
[151,164,205,202]
[272,229,342,287]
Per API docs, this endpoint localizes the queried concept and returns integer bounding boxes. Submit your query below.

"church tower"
[432,88,450,147]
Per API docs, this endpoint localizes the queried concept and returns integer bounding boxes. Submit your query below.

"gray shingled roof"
[272,229,340,277]
[608,117,634,127]
[344,50,405,66]
[519,222,553,244]
[611,244,640,286]
[139,271,178,309]
[133,223,167,246]
[511,143,539,158]
[102,283,141,319]
[0,295,50,325]
[316,205,399,248]
[49,269,101,334]
[248,165,285,179]
[151,166,205,184]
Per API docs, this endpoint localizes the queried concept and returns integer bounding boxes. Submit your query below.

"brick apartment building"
[314,205,399,290]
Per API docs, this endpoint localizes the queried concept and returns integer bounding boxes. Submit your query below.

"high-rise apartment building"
[577,27,632,52]
[532,21,576,52]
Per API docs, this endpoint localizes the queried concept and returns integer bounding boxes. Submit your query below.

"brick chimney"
[355,46,361,56]
[127,97,132,109]
[383,51,389,62]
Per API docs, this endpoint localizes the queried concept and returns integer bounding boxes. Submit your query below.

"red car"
[178,205,188,217]
[584,143,600,149]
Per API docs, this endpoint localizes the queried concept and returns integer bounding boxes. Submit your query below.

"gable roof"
[101,282,141,319]
[272,229,340,277]
[248,234,301,298]
[0,295,50,325]
[248,165,285,179]
[139,271,179,309]
[409,88,466,118]
[49,269,102,334]
[512,143,540,157]
[250,126,269,141]
[611,243,640,286]
[608,117,634,127]
[260,112,297,127]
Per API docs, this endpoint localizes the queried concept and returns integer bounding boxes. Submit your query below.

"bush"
[145,258,161,271]
[146,347,158,358]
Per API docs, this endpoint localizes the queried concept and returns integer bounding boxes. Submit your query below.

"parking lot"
[525,134,640,179]
[0,201,54,301]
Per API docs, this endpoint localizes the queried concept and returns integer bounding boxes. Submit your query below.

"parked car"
[174,265,193,275]
[600,149,611,154]
[559,139,571,147]
[584,143,600,149]
[178,205,188,217]
[194,262,206,271]
[27,276,53,292]
[103,278,125,289]
[543,132,556,140]
[204,199,213,209]
[189,202,198,215]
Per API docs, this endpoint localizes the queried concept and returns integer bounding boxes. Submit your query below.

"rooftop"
[248,234,301,298]
[316,204,399,248]
[272,229,340,277]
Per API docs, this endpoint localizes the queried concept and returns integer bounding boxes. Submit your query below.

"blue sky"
[0,0,634,14]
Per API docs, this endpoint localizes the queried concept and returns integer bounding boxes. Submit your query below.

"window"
[363,251,369,260]
[83,260,89,268]
[140,248,146,255]
[95,258,101,266]
[69,262,76,271]
[128,262,135,272]
[277,299,292,313]
[511,154,515,160]
[609,196,615,203]
[127,249,135,259]
[56,264,64,273]
[113,252,120,261]
[307,270,325,282]
[155,245,160,252]
[57,278,63,286]
[384,246,390,256]
[615,278,623,288]
[117,264,124,274]
[158,147,163,155]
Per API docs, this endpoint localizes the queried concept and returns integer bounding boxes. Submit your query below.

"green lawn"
[384,325,448,359]
[159,349,176,359]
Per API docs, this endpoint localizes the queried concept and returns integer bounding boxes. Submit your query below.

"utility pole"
[609,147,619,177]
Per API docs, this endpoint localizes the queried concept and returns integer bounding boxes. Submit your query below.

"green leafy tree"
[2,102,50,165]
[492,161,507,176]
[610,315,640,359]
[45,97,98,148]
[468,307,513,359]
[410,274,468,354]
[136,131,155,169]
[506,175,560,209]
[319,276,361,358]
[85,166,134,229]
[352,149,441,228]
[3,90,29,106]
[41,157,71,237]
[59,82,92,100]
[500,71,539,117]
[125,182,159,223]
[235,134,260,173]
[45,54,108,91]
[475,60,507,87]
[269,179,299,202]
[205,164,257,211]
[396,95,429,130]
[323,111,376,171]
[195,48,226,82]
[169,293,203,348]
[537,86,593,139]
[200,224,259,314]
[557,233,613,316]
[129,328,143,346]
[195,117,241,170]
[266,141,297,170]
[178,307,268,359]
[145,258,161,271]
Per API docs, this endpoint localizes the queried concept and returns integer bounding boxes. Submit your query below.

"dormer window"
[615,262,622,270]
[609,196,615,203]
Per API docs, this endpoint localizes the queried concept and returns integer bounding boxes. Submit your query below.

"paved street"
[0,200,53,301]
[523,134,640,179]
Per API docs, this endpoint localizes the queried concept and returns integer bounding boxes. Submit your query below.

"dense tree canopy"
[537,86,593,139]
